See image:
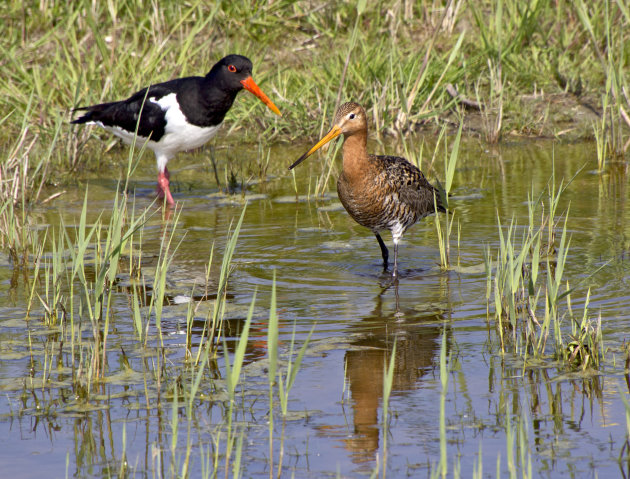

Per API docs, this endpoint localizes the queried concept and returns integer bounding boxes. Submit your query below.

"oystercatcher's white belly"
[96,93,221,162]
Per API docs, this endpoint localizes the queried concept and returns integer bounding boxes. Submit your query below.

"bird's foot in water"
[378,268,399,289]
[156,171,175,206]
[377,271,403,317]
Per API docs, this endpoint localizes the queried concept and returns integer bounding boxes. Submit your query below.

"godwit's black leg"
[392,242,399,278]
[375,232,389,270]
[393,277,401,313]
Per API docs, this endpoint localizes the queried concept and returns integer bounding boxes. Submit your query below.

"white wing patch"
[155,94,221,157]
[391,221,404,244]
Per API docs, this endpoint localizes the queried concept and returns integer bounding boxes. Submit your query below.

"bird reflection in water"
[316,287,449,468]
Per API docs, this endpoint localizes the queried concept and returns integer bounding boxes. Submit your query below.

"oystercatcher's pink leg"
[157,167,175,206]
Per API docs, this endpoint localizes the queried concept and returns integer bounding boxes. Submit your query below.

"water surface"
[1,138,629,478]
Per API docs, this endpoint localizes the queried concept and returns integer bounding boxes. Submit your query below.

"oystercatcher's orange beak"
[289,125,343,170]
[240,76,282,116]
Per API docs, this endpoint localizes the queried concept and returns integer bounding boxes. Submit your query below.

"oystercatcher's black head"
[208,55,253,89]
[208,54,281,116]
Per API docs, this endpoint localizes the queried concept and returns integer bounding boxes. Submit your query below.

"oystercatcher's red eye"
[228,64,237,73]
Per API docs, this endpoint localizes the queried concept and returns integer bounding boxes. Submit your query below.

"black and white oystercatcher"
[290,102,445,278]
[72,54,281,205]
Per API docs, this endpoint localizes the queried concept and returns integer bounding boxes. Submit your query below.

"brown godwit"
[289,102,445,278]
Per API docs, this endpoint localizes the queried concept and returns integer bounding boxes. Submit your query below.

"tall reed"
[485,169,604,369]
[434,121,461,270]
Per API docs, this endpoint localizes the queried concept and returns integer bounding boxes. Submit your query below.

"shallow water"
[1,137,629,478]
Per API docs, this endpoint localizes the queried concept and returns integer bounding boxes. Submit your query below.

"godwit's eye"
[228,64,237,73]
[349,113,356,119]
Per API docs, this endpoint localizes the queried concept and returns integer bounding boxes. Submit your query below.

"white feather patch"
[391,222,404,244]
[93,93,221,172]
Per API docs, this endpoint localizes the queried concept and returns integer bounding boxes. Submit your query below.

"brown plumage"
[290,102,445,278]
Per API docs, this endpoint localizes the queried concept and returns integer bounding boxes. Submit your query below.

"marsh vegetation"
[1,1,629,477]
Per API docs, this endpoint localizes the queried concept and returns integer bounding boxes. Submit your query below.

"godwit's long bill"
[290,102,445,278]
[72,54,281,206]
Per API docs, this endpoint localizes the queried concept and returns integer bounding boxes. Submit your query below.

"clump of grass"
[485,168,605,370]
[434,121,461,270]
[468,0,540,142]
[0,96,63,267]
[575,0,630,161]
[65,187,152,383]
[565,290,604,370]
[593,89,610,170]
[474,59,504,143]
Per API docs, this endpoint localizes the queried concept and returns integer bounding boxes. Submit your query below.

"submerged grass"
[485,165,605,370]
[1,1,628,477]
[427,332,542,479]
[17,187,318,476]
